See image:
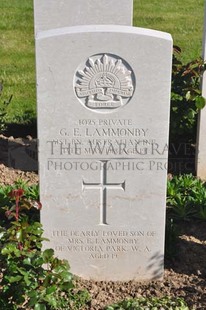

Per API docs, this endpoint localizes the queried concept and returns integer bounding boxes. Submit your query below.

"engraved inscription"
[74,54,135,113]
[52,230,156,260]
[82,160,125,225]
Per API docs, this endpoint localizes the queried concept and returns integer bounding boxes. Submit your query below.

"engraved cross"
[82,160,125,225]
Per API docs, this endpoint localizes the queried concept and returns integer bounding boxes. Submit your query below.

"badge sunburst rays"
[76,54,133,91]
[74,54,135,112]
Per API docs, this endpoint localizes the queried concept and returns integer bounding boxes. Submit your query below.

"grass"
[134,0,204,63]
[0,0,36,124]
[0,0,205,123]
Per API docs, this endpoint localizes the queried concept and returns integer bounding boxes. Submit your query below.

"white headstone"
[35,23,172,281]
[34,0,133,35]
[196,3,206,180]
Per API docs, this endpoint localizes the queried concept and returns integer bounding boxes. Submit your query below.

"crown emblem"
[74,54,135,112]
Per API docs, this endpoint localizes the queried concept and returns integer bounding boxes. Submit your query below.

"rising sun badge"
[74,54,135,113]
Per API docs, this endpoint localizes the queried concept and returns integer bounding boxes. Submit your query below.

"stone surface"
[8,139,38,171]
[35,24,172,281]
[34,0,133,34]
[0,136,38,171]
[196,3,206,180]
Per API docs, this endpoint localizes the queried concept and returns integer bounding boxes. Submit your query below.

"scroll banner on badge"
[87,100,121,108]
[76,87,133,97]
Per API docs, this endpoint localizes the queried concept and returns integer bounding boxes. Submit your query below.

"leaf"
[0,230,6,239]
[28,296,38,307]
[7,275,22,283]
[186,91,191,100]
[53,265,67,274]
[16,229,23,242]
[34,304,47,310]
[32,256,44,267]
[195,96,206,109]
[61,281,74,290]
[24,273,31,286]
[42,248,54,262]
[28,290,38,298]
[60,271,73,282]
[1,243,17,255]
[187,109,196,119]
[44,295,57,308]
[17,267,28,276]
[46,285,57,295]
[23,257,32,265]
